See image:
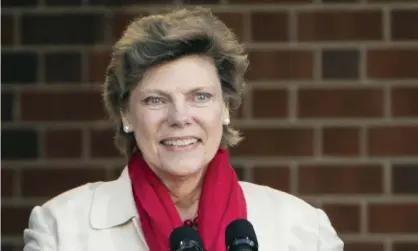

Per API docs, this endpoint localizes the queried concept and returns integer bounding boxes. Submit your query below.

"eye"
[143,96,164,105]
[194,92,212,103]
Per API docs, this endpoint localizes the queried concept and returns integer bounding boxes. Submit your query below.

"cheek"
[132,109,166,139]
[195,108,224,136]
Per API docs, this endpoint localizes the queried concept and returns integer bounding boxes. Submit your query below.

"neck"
[159,169,205,220]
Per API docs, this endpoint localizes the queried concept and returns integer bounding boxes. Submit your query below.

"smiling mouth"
[160,138,201,148]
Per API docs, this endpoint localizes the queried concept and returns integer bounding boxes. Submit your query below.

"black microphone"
[169,225,205,251]
[225,219,259,251]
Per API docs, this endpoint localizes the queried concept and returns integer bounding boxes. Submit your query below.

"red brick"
[252,166,290,193]
[1,206,32,235]
[109,165,128,180]
[88,50,111,83]
[251,12,288,42]
[2,128,39,160]
[298,164,383,194]
[111,12,148,40]
[246,50,313,80]
[298,88,384,118]
[90,0,175,5]
[298,10,382,41]
[322,49,360,79]
[392,164,418,194]
[252,89,288,118]
[214,12,245,42]
[392,87,418,117]
[2,91,14,121]
[1,168,15,198]
[368,125,418,156]
[2,243,21,251]
[2,52,38,84]
[2,14,14,45]
[391,9,418,40]
[368,203,418,233]
[183,0,221,3]
[323,0,360,2]
[89,129,120,158]
[230,128,314,157]
[229,0,311,3]
[369,0,417,1]
[45,0,82,5]
[344,242,384,251]
[233,165,246,181]
[45,52,82,83]
[367,49,418,79]
[21,167,107,197]
[20,90,106,121]
[322,204,361,233]
[2,0,37,7]
[44,129,83,158]
[393,242,418,251]
[21,13,105,45]
[322,127,360,156]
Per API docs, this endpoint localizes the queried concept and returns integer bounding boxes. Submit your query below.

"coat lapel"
[89,167,149,250]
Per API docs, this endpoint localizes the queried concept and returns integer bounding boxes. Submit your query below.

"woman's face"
[122,55,229,177]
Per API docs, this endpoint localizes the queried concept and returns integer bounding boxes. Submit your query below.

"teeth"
[162,138,198,147]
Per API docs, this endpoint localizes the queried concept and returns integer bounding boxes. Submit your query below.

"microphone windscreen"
[169,226,203,251]
[225,219,258,248]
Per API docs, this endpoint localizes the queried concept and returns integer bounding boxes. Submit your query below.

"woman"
[23,6,344,251]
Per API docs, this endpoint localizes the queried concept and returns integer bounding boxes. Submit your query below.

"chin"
[161,161,205,177]
[156,147,210,177]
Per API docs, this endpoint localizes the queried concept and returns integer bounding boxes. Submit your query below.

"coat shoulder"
[239,181,344,251]
[41,181,104,214]
[239,181,318,215]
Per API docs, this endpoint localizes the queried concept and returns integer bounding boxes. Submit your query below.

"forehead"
[139,55,221,92]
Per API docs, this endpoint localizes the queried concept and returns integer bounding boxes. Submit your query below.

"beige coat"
[23,168,344,251]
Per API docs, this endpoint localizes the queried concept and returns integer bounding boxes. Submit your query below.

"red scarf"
[128,148,247,251]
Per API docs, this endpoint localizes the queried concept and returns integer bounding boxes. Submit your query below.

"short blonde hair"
[103,6,249,158]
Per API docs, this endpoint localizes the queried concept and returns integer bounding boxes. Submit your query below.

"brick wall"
[2,0,418,250]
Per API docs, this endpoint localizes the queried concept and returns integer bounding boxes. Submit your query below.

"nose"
[167,102,191,128]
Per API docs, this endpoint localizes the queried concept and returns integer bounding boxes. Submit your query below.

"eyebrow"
[140,86,212,96]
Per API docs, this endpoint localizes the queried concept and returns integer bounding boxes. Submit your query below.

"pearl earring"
[123,125,132,133]
[223,118,230,125]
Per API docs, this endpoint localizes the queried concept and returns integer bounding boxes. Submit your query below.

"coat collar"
[89,167,138,229]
